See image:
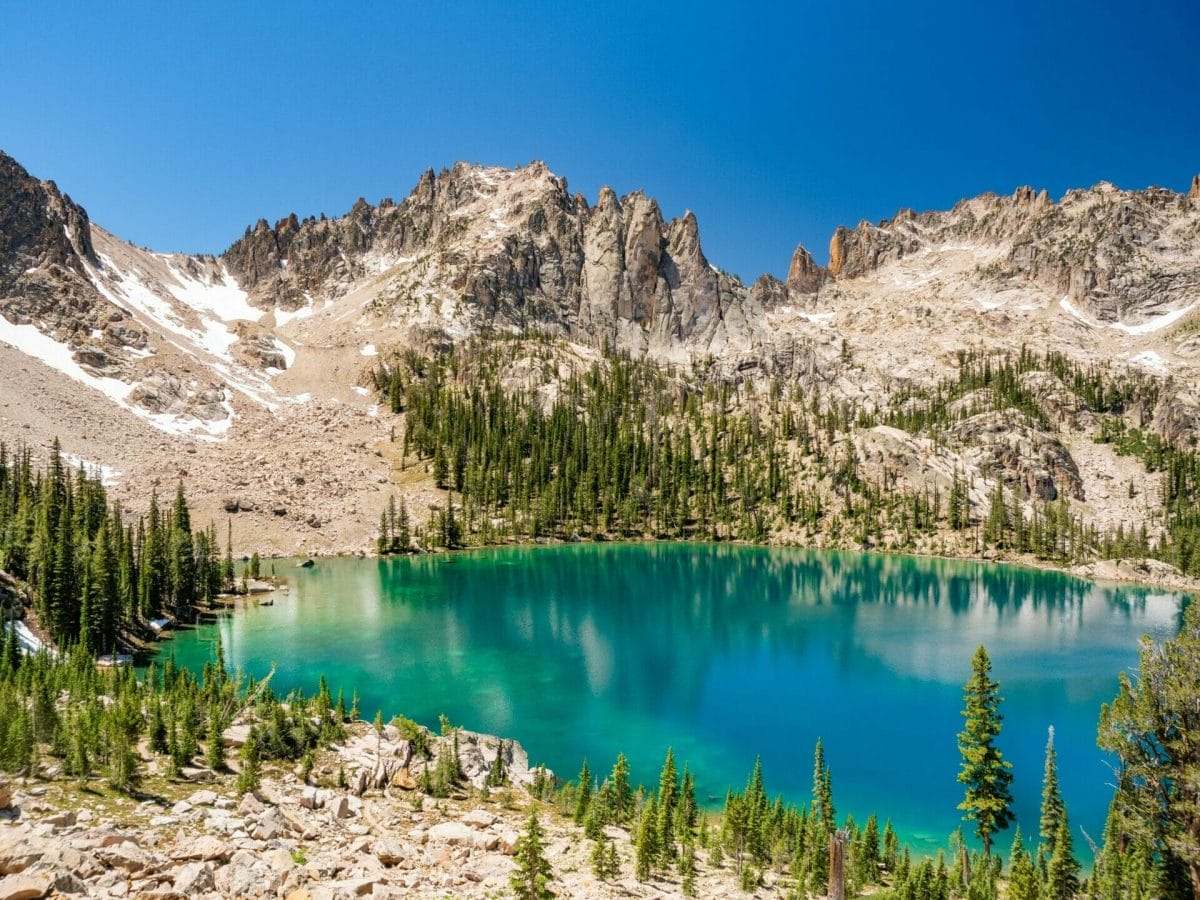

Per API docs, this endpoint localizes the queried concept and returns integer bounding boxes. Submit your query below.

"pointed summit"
[1190,174,1200,200]
[786,242,825,294]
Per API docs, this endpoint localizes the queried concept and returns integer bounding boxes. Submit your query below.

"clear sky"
[2,0,1198,280]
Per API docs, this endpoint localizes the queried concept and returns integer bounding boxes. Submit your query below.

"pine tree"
[680,832,698,896]
[657,747,679,860]
[956,645,1013,857]
[1044,816,1079,899]
[882,819,899,871]
[636,795,659,881]
[1039,726,1066,857]
[574,759,591,824]
[861,812,881,881]
[1098,599,1200,897]
[510,810,554,900]
[148,701,168,755]
[812,738,835,835]
[591,832,617,881]
[236,731,262,795]
[205,703,225,771]
[1006,827,1041,900]
[609,753,633,827]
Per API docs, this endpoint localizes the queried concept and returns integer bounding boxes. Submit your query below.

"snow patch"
[274,338,296,370]
[1112,302,1198,335]
[1062,296,1197,335]
[0,313,233,440]
[273,299,315,328]
[352,386,370,396]
[0,314,134,405]
[4,620,51,656]
[1060,297,1097,327]
[61,453,121,486]
[163,261,261,323]
[800,311,835,326]
[1130,350,1169,374]
[361,343,378,357]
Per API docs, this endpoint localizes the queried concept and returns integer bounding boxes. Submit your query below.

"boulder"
[171,835,232,862]
[0,873,50,900]
[461,808,498,828]
[262,848,296,874]
[496,828,520,855]
[426,822,477,846]
[42,810,74,828]
[372,840,410,866]
[223,723,252,748]
[187,792,218,816]
[471,831,500,851]
[96,841,156,873]
[172,861,215,895]
[0,835,39,876]
[299,786,320,810]
[328,796,350,820]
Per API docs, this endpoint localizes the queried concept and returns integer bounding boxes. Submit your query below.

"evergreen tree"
[883,819,899,871]
[861,812,881,881]
[957,645,1014,857]
[1044,816,1079,900]
[657,747,679,860]
[1006,827,1041,900]
[680,832,698,897]
[591,832,618,881]
[609,753,633,827]
[236,731,261,795]
[1039,726,1066,857]
[205,703,225,771]
[574,758,591,824]
[510,810,554,900]
[1098,600,1200,897]
[636,794,659,881]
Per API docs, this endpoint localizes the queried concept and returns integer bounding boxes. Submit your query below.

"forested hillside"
[371,338,1200,581]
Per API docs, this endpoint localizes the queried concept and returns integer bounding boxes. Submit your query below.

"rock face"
[823,182,1200,328]
[222,162,767,359]
[0,153,139,355]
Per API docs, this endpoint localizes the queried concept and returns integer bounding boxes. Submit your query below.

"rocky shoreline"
[0,720,773,899]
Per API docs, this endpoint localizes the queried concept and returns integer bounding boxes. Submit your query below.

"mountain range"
[2,149,1199,555]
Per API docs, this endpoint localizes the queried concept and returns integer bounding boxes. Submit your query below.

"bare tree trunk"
[828,829,846,900]
[960,842,971,888]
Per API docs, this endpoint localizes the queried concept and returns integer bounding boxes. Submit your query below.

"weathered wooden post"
[828,828,847,900]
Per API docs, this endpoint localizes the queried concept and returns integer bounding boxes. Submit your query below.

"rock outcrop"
[823,181,1200,328]
[0,153,141,358]
[222,162,767,358]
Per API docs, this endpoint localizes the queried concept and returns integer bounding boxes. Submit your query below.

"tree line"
[0,440,241,653]
[0,439,1196,896]
[373,340,1184,571]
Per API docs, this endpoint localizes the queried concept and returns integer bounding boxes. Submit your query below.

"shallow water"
[159,543,1182,855]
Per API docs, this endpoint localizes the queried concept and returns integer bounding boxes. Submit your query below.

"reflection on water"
[161,543,1182,855]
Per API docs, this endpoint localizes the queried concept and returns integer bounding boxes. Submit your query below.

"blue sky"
[2,0,1198,279]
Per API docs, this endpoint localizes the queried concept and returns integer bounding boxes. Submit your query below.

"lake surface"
[159,543,1183,855]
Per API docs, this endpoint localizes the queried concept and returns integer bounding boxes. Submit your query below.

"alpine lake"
[155,543,1185,856]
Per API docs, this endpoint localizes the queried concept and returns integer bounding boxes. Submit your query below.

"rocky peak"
[823,179,1200,328]
[0,150,122,344]
[1191,174,1200,200]
[785,242,825,294]
[0,151,96,283]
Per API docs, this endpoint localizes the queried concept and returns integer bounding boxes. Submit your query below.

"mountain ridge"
[2,147,1200,558]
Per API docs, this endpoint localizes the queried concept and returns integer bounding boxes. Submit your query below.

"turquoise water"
[158,543,1183,856]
